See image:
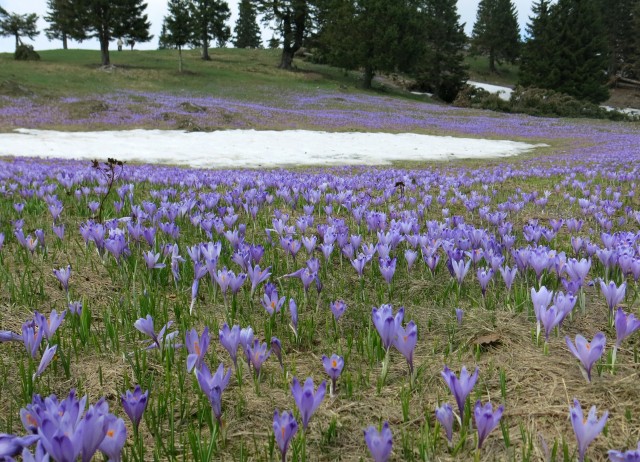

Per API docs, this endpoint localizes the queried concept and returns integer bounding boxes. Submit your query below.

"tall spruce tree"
[189,0,231,59]
[162,0,193,72]
[254,0,309,69]
[600,0,639,77]
[632,1,640,78]
[233,0,261,48]
[414,0,468,102]
[70,0,152,66]
[44,0,77,49]
[315,0,423,89]
[545,0,609,103]
[519,0,553,87]
[471,0,520,73]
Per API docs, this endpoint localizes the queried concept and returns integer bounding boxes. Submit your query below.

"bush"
[14,44,40,61]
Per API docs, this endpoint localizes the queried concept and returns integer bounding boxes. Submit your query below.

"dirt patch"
[66,100,110,118]
[605,87,640,110]
[179,101,207,113]
[0,79,34,97]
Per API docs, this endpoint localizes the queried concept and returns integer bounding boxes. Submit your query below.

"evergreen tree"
[545,0,609,103]
[233,0,261,48]
[189,0,231,60]
[315,0,423,89]
[632,1,640,78]
[162,0,193,72]
[44,0,77,49]
[254,0,309,69]
[519,0,553,87]
[70,0,152,66]
[471,0,520,73]
[600,0,639,77]
[0,12,39,51]
[414,0,468,102]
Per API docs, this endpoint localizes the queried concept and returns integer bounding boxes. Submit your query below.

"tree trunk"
[62,33,68,50]
[14,34,19,50]
[279,49,294,70]
[100,37,110,66]
[178,46,183,73]
[201,33,210,60]
[363,66,374,89]
[489,47,496,73]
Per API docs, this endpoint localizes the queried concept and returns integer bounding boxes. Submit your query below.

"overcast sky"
[0,0,535,53]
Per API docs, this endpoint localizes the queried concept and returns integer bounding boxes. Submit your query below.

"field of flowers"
[1,86,640,461]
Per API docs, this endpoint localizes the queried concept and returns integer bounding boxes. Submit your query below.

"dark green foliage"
[314,0,424,89]
[254,0,309,69]
[600,0,639,77]
[189,0,231,60]
[44,0,77,49]
[0,12,39,52]
[161,0,193,72]
[14,43,40,61]
[412,0,468,102]
[633,2,640,78]
[69,0,152,66]
[544,0,609,103]
[471,0,521,73]
[519,0,552,88]
[233,0,261,48]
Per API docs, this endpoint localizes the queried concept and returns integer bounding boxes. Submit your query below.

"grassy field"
[0,48,640,462]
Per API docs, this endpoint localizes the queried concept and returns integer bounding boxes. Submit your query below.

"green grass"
[465,54,520,87]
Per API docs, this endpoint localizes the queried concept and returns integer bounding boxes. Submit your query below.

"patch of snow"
[467,81,513,101]
[0,129,544,169]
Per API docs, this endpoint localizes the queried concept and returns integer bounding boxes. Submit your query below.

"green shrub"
[14,44,40,61]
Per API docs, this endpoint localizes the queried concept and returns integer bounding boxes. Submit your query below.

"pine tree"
[600,0,639,77]
[233,0,261,48]
[44,0,76,49]
[545,0,609,103]
[189,0,231,60]
[471,0,520,73]
[0,12,39,51]
[162,0,193,72]
[70,0,152,66]
[315,0,424,89]
[254,0,309,69]
[632,1,640,78]
[414,0,468,102]
[519,0,553,87]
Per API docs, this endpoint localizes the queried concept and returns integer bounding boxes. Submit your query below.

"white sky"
[0,0,534,53]
[0,128,541,168]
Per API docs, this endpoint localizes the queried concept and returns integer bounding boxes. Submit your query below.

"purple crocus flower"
[229,272,246,295]
[34,310,66,340]
[239,326,254,367]
[614,307,640,349]
[540,305,563,342]
[378,257,397,285]
[599,279,626,314]
[185,327,210,373]
[248,339,271,376]
[33,344,57,380]
[455,308,464,326]
[273,410,298,462]
[80,402,109,462]
[0,434,39,458]
[570,398,608,462]
[134,315,180,350]
[371,304,404,350]
[22,321,43,359]
[219,323,241,368]
[196,363,231,425]
[451,258,471,285]
[247,264,271,296]
[441,365,479,420]
[404,249,418,271]
[53,265,71,293]
[121,385,149,431]
[289,299,298,336]
[330,300,346,321]
[363,421,393,462]
[474,400,504,449]
[290,377,326,430]
[435,403,454,443]
[98,414,127,462]
[565,333,606,382]
[350,253,368,277]
[476,267,494,296]
[393,321,417,375]
[271,337,283,369]
[261,288,286,316]
[0,330,21,342]
[608,441,640,462]
[142,251,165,270]
[322,354,344,394]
